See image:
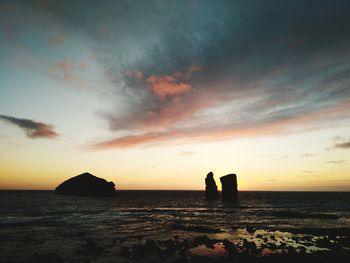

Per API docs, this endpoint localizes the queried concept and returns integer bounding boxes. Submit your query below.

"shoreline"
[2,226,350,262]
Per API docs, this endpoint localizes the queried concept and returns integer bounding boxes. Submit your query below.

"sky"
[0,0,350,191]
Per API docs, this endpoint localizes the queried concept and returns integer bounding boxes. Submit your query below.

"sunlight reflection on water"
[190,243,227,258]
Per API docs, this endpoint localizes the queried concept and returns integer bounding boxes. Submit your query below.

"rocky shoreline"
[2,226,349,263]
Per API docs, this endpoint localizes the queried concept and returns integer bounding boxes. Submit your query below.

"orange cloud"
[146,75,192,98]
[125,64,202,99]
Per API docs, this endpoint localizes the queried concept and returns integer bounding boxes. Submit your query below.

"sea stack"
[55,172,116,196]
[220,174,238,201]
[205,171,219,199]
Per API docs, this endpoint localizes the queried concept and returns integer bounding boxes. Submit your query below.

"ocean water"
[0,190,350,262]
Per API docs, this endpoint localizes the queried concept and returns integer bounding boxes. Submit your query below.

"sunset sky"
[1,0,349,191]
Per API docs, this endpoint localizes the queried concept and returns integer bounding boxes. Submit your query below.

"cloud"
[4,1,350,149]
[0,115,59,139]
[92,132,165,149]
[327,160,346,164]
[180,150,194,156]
[79,62,89,70]
[48,34,64,46]
[335,141,350,149]
[50,59,95,89]
[91,98,350,149]
[146,75,192,99]
[54,60,74,81]
[125,70,144,80]
[301,153,314,157]
[274,155,289,161]
[144,66,202,99]
[90,1,350,149]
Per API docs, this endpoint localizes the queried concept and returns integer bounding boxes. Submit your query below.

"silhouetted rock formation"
[220,174,238,201]
[55,172,116,196]
[205,171,219,199]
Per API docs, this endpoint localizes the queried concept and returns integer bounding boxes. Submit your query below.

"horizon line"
[0,189,349,192]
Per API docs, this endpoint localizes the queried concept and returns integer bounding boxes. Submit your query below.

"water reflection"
[0,190,349,262]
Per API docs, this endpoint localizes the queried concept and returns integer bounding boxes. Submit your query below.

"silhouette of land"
[205,172,219,199]
[220,174,238,201]
[55,172,116,196]
[206,171,238,201]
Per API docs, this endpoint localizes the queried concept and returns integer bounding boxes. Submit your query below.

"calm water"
[1,190,350,261]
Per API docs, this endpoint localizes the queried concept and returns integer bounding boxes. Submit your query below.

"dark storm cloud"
[9,0,350,147]
[0,115,59,139]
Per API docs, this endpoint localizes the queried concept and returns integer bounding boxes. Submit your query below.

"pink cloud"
[146,75,192,98]
[92,100,350,149]
[105,86,221,134]
[140,89,217,130]
[92,132,167,149]
[125,64,203,99]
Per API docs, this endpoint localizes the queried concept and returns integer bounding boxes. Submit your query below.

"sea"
[0,190,350,262]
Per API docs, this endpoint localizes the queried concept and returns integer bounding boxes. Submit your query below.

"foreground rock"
[55,172,116,196]
[220,174,238,201]
[205,172,219,199]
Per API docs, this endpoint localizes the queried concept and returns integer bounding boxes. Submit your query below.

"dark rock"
[180,239,190,250]
[31,252,63,263]
[119,246,130,257]
[193,236,220,249]
[85,238,104,257]
[223,239,238,257]
[205,171,219,199]
[85,239,97,251]
[55,172,116,196]
[243,239,257,254]
[287,246,297,255]
[220,174,238,201]
[144,239,162,256]
[164,239,177,256]
[246,226,255,234]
